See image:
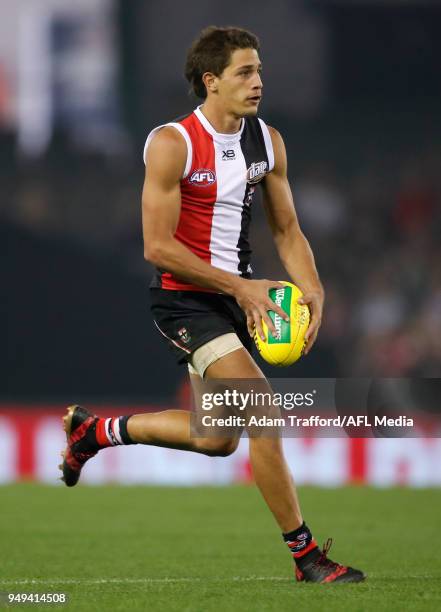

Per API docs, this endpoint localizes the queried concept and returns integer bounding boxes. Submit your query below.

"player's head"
[185,26,262,117]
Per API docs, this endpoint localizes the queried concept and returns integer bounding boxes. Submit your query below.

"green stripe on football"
[254,281,310,366]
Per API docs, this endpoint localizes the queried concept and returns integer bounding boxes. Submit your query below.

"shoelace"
[313,538,343,570]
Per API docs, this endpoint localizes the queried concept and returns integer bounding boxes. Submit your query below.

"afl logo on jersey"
[189,169,216,187]
[247,161,268,184]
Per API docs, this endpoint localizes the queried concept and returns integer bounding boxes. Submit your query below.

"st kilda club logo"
[178,327,191,344]
[189,169,216,187]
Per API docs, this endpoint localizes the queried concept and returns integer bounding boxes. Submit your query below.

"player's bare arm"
[142,127,288,340]
[261,126,325,354]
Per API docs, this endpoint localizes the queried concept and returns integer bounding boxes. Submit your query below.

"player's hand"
[234,279,290,341]
[298,289,324,355]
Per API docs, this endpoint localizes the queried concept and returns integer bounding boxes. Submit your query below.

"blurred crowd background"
[3,0,440,403]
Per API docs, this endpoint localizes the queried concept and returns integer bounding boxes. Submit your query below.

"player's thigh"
[188,349,266,403]
[190,347,282,442]
[205,346,265,379]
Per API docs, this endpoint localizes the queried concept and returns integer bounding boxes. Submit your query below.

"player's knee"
[215,439,238,457]
[196,438,238,457]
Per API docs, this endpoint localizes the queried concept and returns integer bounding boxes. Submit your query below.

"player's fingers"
[247,315,255,337]
[266,299,290,323]
[299,294,324,326]
[303,328,319,355]
[305,315,317,337]
[304,310,321,342]
[305,327,316,342]
[262,281,290,322]
[304,328,317,354]
[298,291,316,305]
[305,321,320,343]
[260,309,277,338]
[252,309,266,341]
[267,280,285,289]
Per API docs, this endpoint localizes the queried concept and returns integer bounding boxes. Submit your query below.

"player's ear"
[202,72,218,94]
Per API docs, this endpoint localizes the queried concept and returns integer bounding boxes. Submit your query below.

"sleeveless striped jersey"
[143,105,274,291]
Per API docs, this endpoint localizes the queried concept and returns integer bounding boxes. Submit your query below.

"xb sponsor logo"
[189,169,216,187]
[247,160,268,184]
[222,149,235,160]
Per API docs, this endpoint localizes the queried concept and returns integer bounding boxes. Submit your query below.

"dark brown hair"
[185,26,260,99]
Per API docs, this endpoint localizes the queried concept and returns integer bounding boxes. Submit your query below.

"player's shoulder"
[144,112,195,159]
[253,116,284,149]
[264,124,283,144]
[148,125,186,150]
[261,123,285,160]
[250,118,284,173]
[144,117,193,177]
[144,124,188,171]
[255,120,286,175]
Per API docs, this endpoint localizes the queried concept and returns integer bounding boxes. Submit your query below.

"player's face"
[217,48,263,117]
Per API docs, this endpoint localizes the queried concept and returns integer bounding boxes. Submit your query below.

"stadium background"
[2,0,441,487]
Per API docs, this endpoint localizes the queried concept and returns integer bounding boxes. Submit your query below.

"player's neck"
[199,101,242,134]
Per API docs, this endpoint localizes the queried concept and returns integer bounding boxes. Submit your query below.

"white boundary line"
[0,577,291,586]
[1,575,438,585]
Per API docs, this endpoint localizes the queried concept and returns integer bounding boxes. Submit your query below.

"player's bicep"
[141,128,186,253]
[261,127,300,236]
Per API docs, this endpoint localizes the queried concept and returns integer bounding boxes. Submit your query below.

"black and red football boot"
[295,539,365,584]
[59,405,100,487]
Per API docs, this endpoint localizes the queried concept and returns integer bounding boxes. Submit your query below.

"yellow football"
[254,281,310,366]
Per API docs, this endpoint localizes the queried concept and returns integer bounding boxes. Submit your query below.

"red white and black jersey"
[143,105,274,291]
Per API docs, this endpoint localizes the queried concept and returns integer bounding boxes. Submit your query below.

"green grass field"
[1,484,440,611]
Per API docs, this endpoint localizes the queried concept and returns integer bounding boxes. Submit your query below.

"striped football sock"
[283,522,318,566]
[95,416,135,447]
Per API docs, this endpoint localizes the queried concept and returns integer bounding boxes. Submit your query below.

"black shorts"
[150,288,253,365]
